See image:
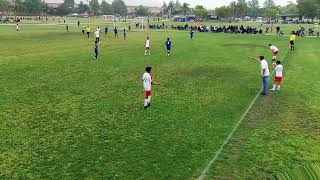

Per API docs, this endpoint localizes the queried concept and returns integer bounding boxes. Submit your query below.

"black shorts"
[290,41,294,45]
[87,32,90,35]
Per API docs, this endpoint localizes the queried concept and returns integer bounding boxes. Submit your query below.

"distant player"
[269,44,279,61]
[66,24,69,32]
[77,20,80,27]
[145,37,151,55]
[270,61,283,91]
[290,32,296,51]
[85,26,91,38]
[114,26,118,37]
[95,29,100,42]
[165,38,172,56]
[104,26,108,35]
[94,40,99,60]
[96,26,100,32]
[142,66,160,109]
[16,24,19,32]
[123,28,126,40]
[190,30,194,40]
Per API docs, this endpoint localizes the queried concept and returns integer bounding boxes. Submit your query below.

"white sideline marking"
[198,92,260,180]
[198,50,291,180]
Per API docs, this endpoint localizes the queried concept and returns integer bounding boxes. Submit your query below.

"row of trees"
[1,0,319,19]
[0,0,48,14]
[161,1,209,19]
[55,0,127,15]
[215,0,320,20]
[0,0,128,15]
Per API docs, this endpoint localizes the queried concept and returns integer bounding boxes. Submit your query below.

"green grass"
[5,16,319,35]
[0,23,319,179]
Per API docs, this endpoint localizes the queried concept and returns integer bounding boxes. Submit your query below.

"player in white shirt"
[269,44,279,61]
[271,61,283,91]
[145,37,151,56]
[95,30,100,42]
[252,56,270,96]
[16,24,19,32]
[142,66,160,109]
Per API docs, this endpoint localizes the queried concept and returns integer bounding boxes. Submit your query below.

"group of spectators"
[168,23,263,35]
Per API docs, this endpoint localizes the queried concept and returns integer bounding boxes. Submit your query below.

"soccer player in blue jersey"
[104,26,108,35]
[123,28,126,40]
[190,30,194,40]
[114,26,118,38]
[94,40,99,60]
[165,38,172,56]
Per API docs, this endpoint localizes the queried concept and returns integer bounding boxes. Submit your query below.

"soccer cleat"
[270,88,276,91]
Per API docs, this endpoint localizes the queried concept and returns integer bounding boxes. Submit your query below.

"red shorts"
[272,51,279,56]
[274,76,282,83]
[145,91,151,97]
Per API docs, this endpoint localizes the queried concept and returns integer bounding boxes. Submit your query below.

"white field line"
[198,49,291,180]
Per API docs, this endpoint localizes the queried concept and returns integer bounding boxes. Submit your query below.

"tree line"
[0,0,128,15]
[0,0,319,20]
[215,0,320,20]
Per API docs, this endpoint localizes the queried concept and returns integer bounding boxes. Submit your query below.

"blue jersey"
[94,44,98,53]
[166,40,172,49]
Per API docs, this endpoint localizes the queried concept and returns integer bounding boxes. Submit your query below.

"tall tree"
[263,0,276,9]
[89,0,100,15]
[181,3,190,15]
[134,5,150,16]
[101,0,112,15]
[14,0,26,13]
[167,0,175,16]
[281,3,299,14]
[78,1,90,13]
[248,0,260,17]
[175,0,181,8]
[297,0,319,20]
[236,0,248,17]
[215,6,230,18]
[265,7,278,19]
[111,0,127,15]
[194,5,208,19]
[229,1,237,17]
[0,0,11,12]
[24,0,42,14]
[58,0,75,15]
[162,2,168,14]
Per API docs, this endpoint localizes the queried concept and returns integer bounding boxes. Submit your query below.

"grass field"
[0,23,319,179]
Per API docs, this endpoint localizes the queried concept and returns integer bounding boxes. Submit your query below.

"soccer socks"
[144,99,148,107]
[144,96,152,108]
[147,96,151,104]
[271,84,276,90]
[277,85,281,91]
[273,56,276,60]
